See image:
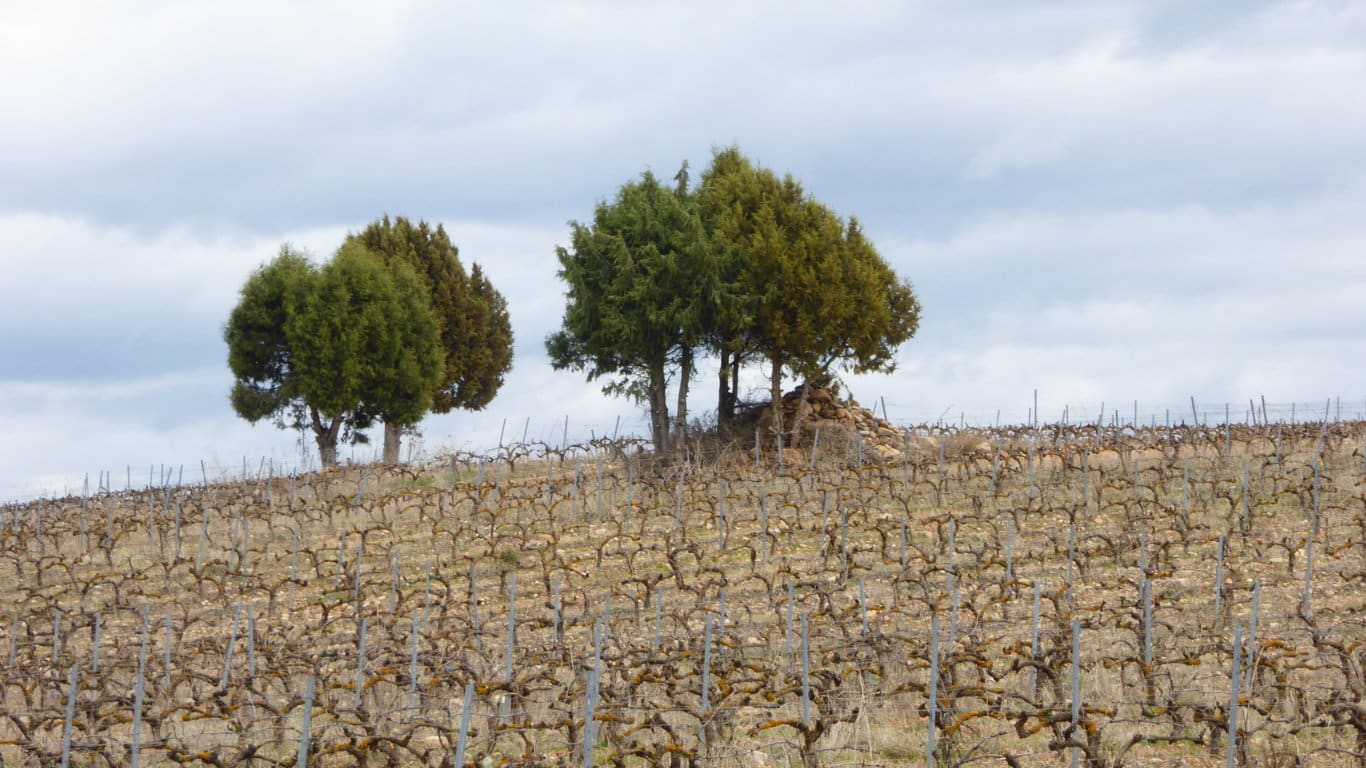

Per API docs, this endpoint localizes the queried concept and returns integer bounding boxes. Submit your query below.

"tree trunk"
[729,354,741,420]
[310,407,343,469]
[675,347,693,449]
[647,365,671,461]
[768,357,784,452]
[382,421,402,465]
[717,347,731,429]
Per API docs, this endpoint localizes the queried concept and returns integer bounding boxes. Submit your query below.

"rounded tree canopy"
[225,244,316,428]
[286,241,445,425]
[346,216,513,415]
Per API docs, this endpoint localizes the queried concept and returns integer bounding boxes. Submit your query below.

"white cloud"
[5,1,1362,226]
[3,1,1366,497]
[0,213,349,328]
[887,179,1366,302]
[865,181,1366,424]
[965,131,1073,180]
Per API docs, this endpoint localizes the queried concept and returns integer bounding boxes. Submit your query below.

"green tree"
[225,242,445,469]
[546,167,713,459]
[699,147,921,444]
[696,148,759,429]
[225,245,319,445]
[347,216,514,464]
[287,242,445,467]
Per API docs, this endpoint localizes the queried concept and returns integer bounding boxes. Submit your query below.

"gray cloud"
[6,2,1362,230]
[2,0,1364,498]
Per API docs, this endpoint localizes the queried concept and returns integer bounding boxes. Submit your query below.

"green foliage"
[700,147,919,377]
[549,147,921,456]
[225,240,447,467]
[346,216,514,416]
[224,245,316,429]
[698,147,922,433]
[289,242,445,423]
[547,168,714,456]
[453,263,514,410]
[833,217,921,376]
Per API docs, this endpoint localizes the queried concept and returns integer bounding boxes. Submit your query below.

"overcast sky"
[3,1,1364,499]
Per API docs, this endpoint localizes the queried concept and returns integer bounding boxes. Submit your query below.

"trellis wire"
[1029,581,1041,695]
[1070,618,1081,768]
[839,505,849,572]
[653,584,662,650]
[1182,459,1191,529]
[247,605,257,679]
[1214,536,1226,620]
[900,517,908,568]
[717,480,727,552]
[859,578,868,635]
[220,604,240,690]
[1246,580,1262,694]
[163,614,173,689]
[700,613,713,716]
[91,612,101,671]
[355,617,368,711]
[409,612,421,711]
[469,562,481,650]
[809,428,820,472]
[946,574,961,656]
[760,494,769,561]
[1005,519,1015,583]
[785,581,795,658]
[196,514,208,573]
[555,575,564,646]
[505,572,516,683]
[1143,577,1154,669]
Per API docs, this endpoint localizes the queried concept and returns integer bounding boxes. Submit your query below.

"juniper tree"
[346,216,513,463]
[287,242,445,467]
[225,242,445,468]
[225,245,315,434]
[547,167,714,459]
[698,147,920,443]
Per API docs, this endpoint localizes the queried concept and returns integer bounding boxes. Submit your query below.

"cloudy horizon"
[3,1,1364,500]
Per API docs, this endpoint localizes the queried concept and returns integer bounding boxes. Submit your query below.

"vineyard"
[0,419,1362,767]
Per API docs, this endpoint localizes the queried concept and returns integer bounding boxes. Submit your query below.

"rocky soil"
[749,386,990,463]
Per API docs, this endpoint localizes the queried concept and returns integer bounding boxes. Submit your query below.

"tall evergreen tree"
[547,147,919,458]
[225,242,445,468]
[225,245,315,432]
[347,216,513,463]
[547,167,713,459]
[696,148,756,429]
[286,242,445,467]
[698,147,921,444]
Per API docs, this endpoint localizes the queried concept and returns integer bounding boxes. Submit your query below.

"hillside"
[0,419,1362,767]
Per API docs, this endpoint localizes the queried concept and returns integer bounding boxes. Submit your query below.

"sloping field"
[0,421,1362,767]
